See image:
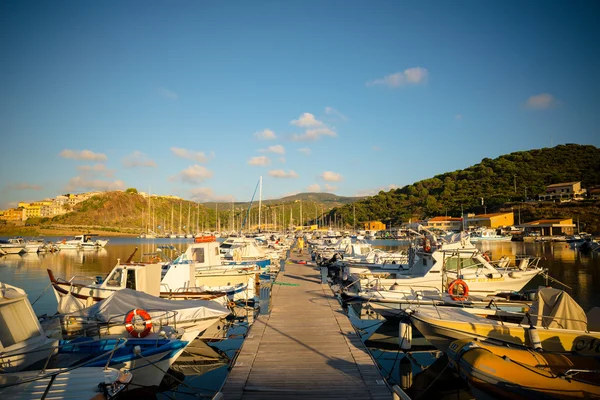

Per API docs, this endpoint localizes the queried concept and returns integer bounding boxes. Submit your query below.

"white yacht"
[0,238,26,255]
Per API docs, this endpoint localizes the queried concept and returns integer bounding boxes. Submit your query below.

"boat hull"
[447,340,600,399]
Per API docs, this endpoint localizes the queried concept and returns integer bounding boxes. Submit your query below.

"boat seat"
[518,258,530,270]
[586,307,600,331]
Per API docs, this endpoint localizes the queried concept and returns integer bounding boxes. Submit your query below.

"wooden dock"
[220,252,392,399]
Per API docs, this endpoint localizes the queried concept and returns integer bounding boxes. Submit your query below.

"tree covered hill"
[322,144,600,231]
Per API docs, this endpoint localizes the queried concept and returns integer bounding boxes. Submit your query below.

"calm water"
[1,236,598,397]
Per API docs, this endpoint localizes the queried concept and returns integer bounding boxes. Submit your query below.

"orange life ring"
[125,309,152,338]
[448,279,469,301]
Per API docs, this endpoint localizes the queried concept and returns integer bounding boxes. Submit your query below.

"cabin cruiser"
[0,238,26,255]
[57,234,108,250]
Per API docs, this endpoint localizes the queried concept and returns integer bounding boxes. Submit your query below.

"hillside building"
[541,182,586,201]
[465,212,514,229]
[425,216,463,231]
[0,208,24,222]
[519,218,575,236]
[363,221,386,231]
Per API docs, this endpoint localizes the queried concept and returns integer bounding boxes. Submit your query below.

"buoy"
[527,325,543,350]
[399,321,412,350]
[399,355,413,390]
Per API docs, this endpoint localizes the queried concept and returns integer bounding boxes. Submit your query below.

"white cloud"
[290,112,323,127]
[298,147,311,156]
[248,156,271,166]
[291,127,337,141]
[325,106,348,121]
[158,87,178,100]
[65,176,125,192]
[306,184,321,192]
[171,147,213,163]
[77,163,115,178]
[259,145,285,155]
[525,93,557,110]
[269,169,299,179]
[254,129,276,140]
[324,184,337,191]
[171,165,213,184]
[59,149,107,161]
[122,151,156,168]
[372,145,382,151]
[189,187,233,202]
[367,67,428,88]
[455,114,463,120]
[320,171,343,182]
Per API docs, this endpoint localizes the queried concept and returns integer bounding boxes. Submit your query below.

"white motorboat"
[0,282,59,372]
[470,228,511,242]
[219,236,271,268]
[0,238,26,255]
[57,234,109,250]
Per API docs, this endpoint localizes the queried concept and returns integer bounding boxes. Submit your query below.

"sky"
[1,0,598,209]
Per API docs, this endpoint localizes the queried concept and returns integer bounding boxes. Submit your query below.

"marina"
[0,235,598,399]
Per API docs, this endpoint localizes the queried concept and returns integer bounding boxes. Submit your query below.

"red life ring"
[125,309,152,338]
[483,253,491,262]
[422,238,431,252]
[448,279,469,301]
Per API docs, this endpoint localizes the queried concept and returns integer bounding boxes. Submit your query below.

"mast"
[187,202,190,234]
[258,176,262,232]
[171,204,174,234]
[179,201,182,234]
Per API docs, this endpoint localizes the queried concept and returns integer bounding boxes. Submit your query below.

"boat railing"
[60,309,179,339]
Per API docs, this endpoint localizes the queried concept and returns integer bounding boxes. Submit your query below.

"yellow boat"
[446,339,600,399]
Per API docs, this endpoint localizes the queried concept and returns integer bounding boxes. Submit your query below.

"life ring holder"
[448,279,469,301]
[422,237,431,253]
[125,309,153,338]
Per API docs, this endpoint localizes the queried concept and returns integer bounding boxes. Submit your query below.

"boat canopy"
[524,287,588,331]
[63,289,229,326]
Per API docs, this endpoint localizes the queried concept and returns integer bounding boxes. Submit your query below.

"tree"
[126,188,138,194]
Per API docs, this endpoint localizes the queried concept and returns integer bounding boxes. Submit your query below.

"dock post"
[259,286,270,314]
[280,258,286,274]
[320,266,328,284]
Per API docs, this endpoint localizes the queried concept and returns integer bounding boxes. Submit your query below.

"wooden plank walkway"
[220,252,392,399]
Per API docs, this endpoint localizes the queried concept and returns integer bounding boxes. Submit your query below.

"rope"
[413,359,449,400]
[31,282,53,306]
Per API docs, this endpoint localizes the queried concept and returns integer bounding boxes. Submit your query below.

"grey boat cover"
[524,287,588,331]
[64,288,230,324]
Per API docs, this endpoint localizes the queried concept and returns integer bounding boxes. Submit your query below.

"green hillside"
[322,144,600,232]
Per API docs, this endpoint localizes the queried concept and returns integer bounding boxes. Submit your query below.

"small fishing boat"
[447,338,600,399]
[408,287,600,355]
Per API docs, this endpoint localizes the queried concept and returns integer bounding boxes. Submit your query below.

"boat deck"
[220,252,392,399]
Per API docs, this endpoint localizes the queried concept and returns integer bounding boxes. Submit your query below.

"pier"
[220,253,392,399]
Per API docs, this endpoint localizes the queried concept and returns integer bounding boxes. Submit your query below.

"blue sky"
[1,0,598,208]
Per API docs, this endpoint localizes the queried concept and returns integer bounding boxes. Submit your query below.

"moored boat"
[446,338,600,399]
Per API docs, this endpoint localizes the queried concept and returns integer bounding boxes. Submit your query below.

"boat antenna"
[126,247,138,263]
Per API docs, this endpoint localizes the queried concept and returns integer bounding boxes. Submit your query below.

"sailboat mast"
[258,176,262,232]
[179,201,182,234]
